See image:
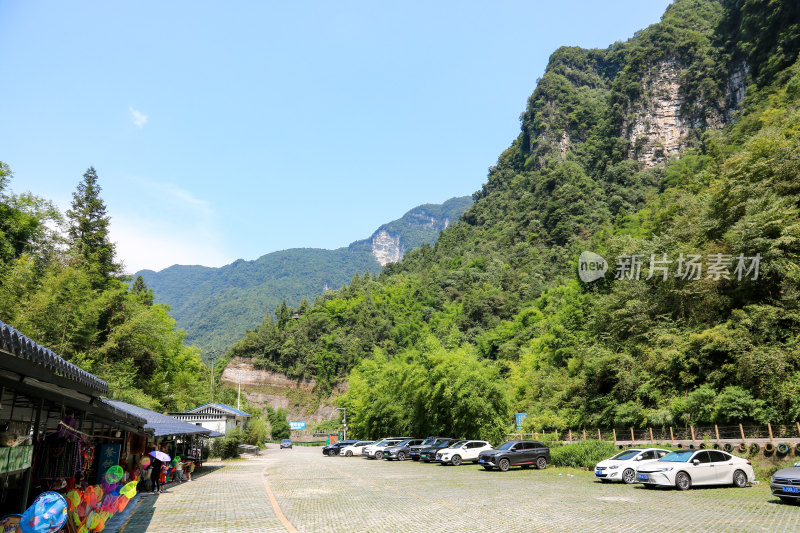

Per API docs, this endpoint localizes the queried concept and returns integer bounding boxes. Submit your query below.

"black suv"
[419,438,462,462]
[409,436,452,461]
[383,439,424,461]
[478,440,550,471]
[322,440,359,456]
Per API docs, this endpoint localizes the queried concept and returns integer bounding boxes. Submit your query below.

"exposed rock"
[623,59,691,167]
[559,131,571,158]
[222,358,316,390]
[623,58,749,167]
[371,229,404,266]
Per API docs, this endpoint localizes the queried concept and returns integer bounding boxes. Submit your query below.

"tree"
[130,275,155,305]
[66,167,121,288]
[267,407,291,440]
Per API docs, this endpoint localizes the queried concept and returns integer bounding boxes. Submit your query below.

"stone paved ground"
[113,446,800,532]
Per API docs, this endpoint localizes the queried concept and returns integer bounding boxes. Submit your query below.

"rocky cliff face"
[221,357,340,423]
[622,58,749,167]
[371,229,404,266]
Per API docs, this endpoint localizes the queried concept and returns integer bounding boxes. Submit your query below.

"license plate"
[595,470,602,476]
[783,486,800,494]
[479,459,485,463]
[638,474,649,481]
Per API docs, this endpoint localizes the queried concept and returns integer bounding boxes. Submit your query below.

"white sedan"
[636,449,755,490]
[594,448,670,484]
[436,440,493,465]
[338,441,374,457]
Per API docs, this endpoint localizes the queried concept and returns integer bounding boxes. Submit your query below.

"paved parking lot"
[114,445,800,532]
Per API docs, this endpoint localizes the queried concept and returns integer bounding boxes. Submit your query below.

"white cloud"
[129,107,148,128]
[108,179,231,273]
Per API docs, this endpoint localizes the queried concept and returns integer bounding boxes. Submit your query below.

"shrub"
[550,440,619,469]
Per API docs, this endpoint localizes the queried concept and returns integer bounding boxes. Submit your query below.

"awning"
[102,399,213,438]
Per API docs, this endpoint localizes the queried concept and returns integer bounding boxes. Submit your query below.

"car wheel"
[622,468,636,484]
[732,469,747,488]
[398,452,406,461]
[498,458,510,472]
[322,450,328,456]
[345,450,352,457]
[675,472,692,491]
[451,455,462,466]
[536,457,547,470]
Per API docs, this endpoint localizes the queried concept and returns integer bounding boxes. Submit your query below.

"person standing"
[150,458,162,493]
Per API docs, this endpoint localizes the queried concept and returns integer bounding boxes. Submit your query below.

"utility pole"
[337,407,347,440]
[208,350,217,402]
[237,372,241,410]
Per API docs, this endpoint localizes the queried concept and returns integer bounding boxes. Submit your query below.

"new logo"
[578,251,608,282]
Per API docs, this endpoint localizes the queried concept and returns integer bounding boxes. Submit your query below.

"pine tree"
[66,167,121,288]
[130,275,155,305]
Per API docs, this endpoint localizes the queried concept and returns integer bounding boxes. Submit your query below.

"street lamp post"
[337,407,347,440]
[208,350,217,402]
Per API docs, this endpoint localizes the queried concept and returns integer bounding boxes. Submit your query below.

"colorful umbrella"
[148,450,170,462]
[139,456,151,469]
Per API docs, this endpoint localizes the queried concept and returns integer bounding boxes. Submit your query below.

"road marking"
[262,465,298,533]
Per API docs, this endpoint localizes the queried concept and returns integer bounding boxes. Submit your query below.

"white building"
[170,403,251,436]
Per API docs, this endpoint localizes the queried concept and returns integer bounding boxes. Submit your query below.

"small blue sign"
[515,413,527,430]
[289,422,306,431]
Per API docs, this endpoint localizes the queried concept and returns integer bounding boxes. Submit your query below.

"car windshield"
[659,450,695,462]
[449,441,466,448]
[610,450,641,461]
[432,439,452,447]
[497,442,516,450]
[355,441,371,446]
[421,437,437,446]
[397,440,413,446]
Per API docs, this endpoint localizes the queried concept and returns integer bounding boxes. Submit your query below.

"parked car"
[436,440,493,466]
[322,440,359,456]
[409,436,452,461]
[280,439,292,449]
[383,439,424,461]
[419,438,462,462]
[770,462,800,503]
[338,440,374,457]
[636,449,754,490]
[362,437,411,459]
[594,448,671,484]
[478,440,550,471]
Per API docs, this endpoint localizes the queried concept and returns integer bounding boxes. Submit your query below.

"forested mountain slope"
[226,0,800,443]
[137,196,471,353]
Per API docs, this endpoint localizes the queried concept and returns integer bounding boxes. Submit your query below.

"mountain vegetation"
[226,0,800,440]
[0,166,210,412]
[137,196,471,353]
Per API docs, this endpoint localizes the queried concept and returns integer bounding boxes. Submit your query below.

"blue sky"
[0,0,671,273]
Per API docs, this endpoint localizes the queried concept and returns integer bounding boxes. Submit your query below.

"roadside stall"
[0,320,148,527]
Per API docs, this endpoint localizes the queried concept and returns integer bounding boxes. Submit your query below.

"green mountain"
[226,0,800,442]
[136,196,472,353]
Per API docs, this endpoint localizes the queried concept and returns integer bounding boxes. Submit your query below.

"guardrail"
[508,423,800,445]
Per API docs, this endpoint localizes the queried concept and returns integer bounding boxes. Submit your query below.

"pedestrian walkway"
[107,456,286,533]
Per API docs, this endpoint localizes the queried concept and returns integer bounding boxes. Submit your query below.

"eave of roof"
[103,399,213,437]
[186,402,251,417]
[0,319,107,395]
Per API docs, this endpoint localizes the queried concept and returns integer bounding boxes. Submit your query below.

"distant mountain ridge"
[136,196,472,353]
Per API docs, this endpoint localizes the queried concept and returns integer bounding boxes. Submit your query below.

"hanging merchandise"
[0,515,21,533]
[19,491,67,533]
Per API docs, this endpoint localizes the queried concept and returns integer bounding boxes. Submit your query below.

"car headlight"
[608,465,619,470]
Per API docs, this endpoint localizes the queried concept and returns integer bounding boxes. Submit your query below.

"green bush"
[550,440,619,469]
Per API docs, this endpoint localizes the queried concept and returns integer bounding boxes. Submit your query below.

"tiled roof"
[103,399,214,437]
[187,402,251,417]
[0,319,107,394]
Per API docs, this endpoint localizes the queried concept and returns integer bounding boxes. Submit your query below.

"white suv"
[436,440,493,465]
[361,437,410,460]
